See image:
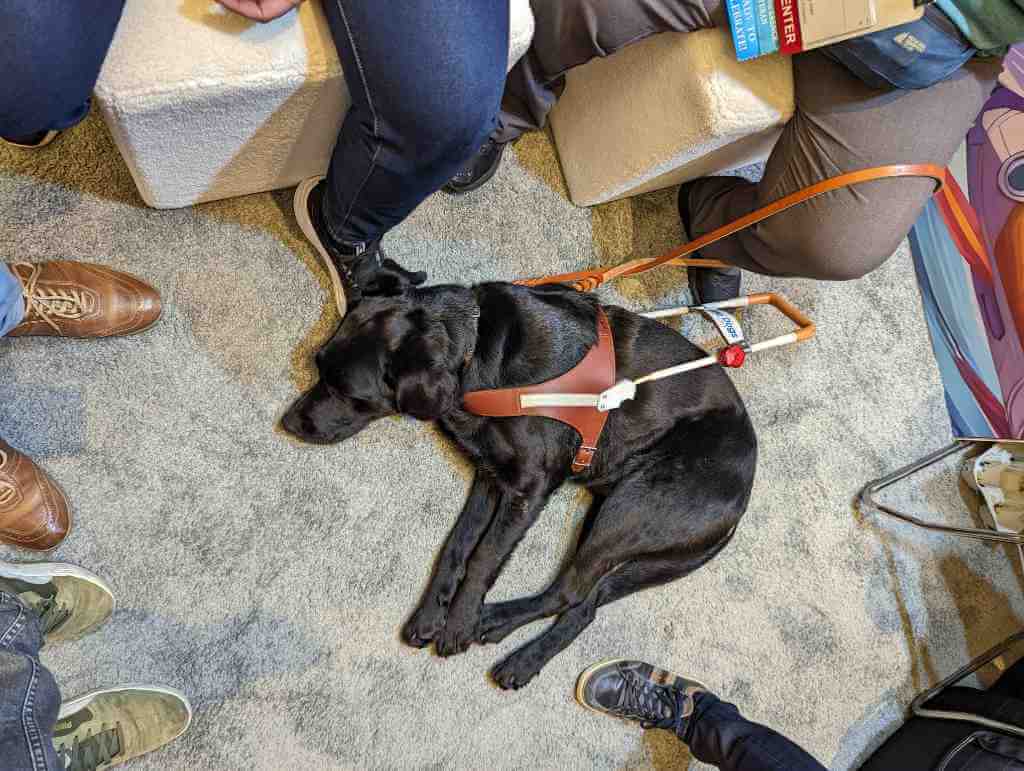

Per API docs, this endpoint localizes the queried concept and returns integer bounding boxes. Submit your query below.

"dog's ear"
[390,324,458,420]
[364,258,428,297]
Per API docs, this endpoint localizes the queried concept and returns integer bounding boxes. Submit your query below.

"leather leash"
[516,164,948,291]
[464,164,947,473]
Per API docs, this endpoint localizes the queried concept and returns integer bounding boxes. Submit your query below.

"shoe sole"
[58,684,193,748]
[294,176,347,319]
[574,657,630,716]
[2,130,60,150]
[0,559,113,608]
[442,143,506,196]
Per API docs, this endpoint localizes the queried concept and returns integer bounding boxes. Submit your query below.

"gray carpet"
[2,112,1024,771]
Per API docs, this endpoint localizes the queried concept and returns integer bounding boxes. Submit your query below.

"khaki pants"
[500,0,1000,280]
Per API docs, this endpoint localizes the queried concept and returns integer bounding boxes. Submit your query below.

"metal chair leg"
[858,440,1024,545]
[912,629,1024,737]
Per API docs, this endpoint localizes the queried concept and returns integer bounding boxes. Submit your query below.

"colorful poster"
[909,46,1024,440]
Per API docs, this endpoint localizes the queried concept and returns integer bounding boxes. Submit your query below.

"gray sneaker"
[575,659,707,731]
[54,685,192,770]
[0,560,114,643]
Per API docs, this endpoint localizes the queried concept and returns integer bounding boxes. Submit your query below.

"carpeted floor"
[2,111,1024,771]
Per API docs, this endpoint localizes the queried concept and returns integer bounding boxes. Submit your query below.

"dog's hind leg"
[479,513,738,645]
[489,546,734,690]
[479,450,745,645]
[402,471,504,648]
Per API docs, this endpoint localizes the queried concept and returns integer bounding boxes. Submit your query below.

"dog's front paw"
[490,652,542,690]
[402,602,448,649]
[435,600,481,657]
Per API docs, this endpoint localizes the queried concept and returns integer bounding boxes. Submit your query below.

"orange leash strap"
[517,164,948,291]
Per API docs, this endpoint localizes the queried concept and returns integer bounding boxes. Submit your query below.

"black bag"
[861,687,1024,770]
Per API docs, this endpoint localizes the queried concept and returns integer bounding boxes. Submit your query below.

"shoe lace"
[12,262,96,333]
[55,722,124,771]
[0,450,15,508]
[35,594,72,635]
[613,670,681,730]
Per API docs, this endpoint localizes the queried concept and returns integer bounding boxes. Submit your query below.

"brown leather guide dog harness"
[462,164,946,473]
[463,308,616,473]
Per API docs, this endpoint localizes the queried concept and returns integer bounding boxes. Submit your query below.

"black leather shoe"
[294,177,426,317]
[576,659,707,734]
[443,139,507,195]
[677,180,742,305]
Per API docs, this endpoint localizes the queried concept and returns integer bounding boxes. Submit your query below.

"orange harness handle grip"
[747,293,816,343]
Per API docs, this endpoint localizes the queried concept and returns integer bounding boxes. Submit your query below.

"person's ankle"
[310,186,379,265]
[675,688,711,742]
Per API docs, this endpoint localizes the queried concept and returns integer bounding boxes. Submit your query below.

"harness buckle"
[597,379,637,412]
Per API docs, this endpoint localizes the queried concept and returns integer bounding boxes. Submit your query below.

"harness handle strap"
[516,164,947,292]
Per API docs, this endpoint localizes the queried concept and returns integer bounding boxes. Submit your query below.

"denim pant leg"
[682,693,826,771]
[0,592,61,771]
[0,265,25,337]
[319,0,509,248]
[0,0,126,137]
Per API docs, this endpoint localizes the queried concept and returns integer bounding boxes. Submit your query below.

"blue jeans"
[0,0,126,138]
[685,693,826,771]
[0,592,61,771]
[319,0,509,247]
[0,265,25,337]
[0,0,507,249]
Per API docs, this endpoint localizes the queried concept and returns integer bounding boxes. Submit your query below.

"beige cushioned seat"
[95,0,535,209]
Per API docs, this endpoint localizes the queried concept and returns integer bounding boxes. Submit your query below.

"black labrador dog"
[282,276,757,689]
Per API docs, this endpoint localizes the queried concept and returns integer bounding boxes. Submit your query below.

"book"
[726,0,761,62]
[754,0,779,58]
[727,0,930,62]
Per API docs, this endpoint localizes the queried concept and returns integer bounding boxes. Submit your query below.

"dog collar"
[462,308,616,473]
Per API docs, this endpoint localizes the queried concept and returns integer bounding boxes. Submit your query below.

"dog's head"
[281,290,472,445]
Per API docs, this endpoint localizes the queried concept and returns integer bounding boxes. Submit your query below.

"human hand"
[215,0,304,22]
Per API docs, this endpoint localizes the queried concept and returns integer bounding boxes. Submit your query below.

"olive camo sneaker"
[54,685,192,770]
[575,659,707,732]
[0,560,114,643]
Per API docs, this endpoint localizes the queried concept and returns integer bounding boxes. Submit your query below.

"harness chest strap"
[462,309,616,473]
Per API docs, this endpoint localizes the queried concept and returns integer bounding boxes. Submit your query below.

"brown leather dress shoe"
[5,261,162,338]
[0,438,70,551]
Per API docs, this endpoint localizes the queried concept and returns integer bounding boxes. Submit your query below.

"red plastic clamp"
[718,345,746,368]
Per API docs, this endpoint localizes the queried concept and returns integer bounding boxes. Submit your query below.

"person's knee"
[764,228,894,281]
[378,80,500,178]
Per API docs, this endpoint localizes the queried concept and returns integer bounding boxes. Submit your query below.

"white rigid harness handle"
[521,294,813,413]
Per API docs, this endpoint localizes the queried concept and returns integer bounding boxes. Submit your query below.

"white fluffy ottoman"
[548,26,795,207]
[95,1,535,209]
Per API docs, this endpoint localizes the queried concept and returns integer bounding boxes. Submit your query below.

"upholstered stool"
[95,0,535,208]
[548,25,795,207]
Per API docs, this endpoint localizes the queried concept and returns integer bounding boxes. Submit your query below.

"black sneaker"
[575,659,707,734]
[678,179,742,305]
[294,177,426,317]
[443,139,506,195]
[1,130,60,149]
[0,560,114,643]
